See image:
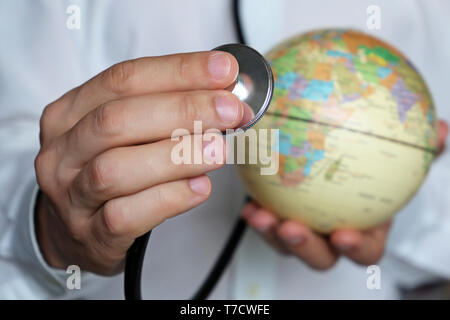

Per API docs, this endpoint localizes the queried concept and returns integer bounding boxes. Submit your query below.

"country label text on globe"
[238,29,438,233]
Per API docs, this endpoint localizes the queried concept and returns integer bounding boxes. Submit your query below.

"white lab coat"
[0,0,449,299]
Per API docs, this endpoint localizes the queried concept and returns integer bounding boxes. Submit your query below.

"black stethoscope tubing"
[123,0,249,300]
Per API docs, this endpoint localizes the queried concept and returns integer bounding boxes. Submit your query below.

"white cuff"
[1,171,65,298]
[25,181,112,298]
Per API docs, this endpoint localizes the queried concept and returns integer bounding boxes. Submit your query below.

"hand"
[438,120,448,155]
[241,120,448,270]
[242,202,391,269]
[35,51,250,275]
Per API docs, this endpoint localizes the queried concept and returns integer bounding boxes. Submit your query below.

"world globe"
[237,29,439,233]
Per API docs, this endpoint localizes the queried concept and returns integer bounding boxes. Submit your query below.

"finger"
[70,137,226,208]
[241,202,258,220]
[438,120,448,154]
[329,220,391,265]
[91,175,212,248]
[277,220,338,270]
[61,90,242,167]
[243,203,277,231]
[62,51,239,123]
[242,203,290,255]
[237,103,255,128]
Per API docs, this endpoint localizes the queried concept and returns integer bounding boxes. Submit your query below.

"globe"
[237,29,439,233]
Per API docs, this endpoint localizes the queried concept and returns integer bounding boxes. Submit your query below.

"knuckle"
[102,200,128,236]
[173,54,191,83]
[177,93,203,121]
[152,185,185,225]
[151,187,170,225]
[221,89,239,102]
[153,185,168,206]
[39,103,59,143]
[66,218,89,243]
[34,150,49,179]
[34,149,55,194]
[36,145,72,201]
[40,103,56,128]
[93,102,126,136]
[88,157,114,194]
[103,60,136,94]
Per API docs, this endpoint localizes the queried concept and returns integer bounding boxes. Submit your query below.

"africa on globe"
[238,29,438,233]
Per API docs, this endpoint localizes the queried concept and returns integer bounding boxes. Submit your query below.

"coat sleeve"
[0,117,66,298]
[386,149,450,283]
[0,117,106,299]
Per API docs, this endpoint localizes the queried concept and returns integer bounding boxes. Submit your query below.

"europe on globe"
[238,29,439,233]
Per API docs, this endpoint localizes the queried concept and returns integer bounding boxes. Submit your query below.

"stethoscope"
[124,0,274,300]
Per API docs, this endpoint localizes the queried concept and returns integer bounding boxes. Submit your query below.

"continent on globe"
[238,29,439,233]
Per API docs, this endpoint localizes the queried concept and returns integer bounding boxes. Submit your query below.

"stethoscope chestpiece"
[213,44,274,131]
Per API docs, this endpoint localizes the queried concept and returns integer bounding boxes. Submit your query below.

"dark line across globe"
[265,112,437,155]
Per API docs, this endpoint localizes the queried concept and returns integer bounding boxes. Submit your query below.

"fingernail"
[203,139,224,164]
[215,95,239,124]
[208,52,231,80]
[282,235,305,246]
[189,176,210,195]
